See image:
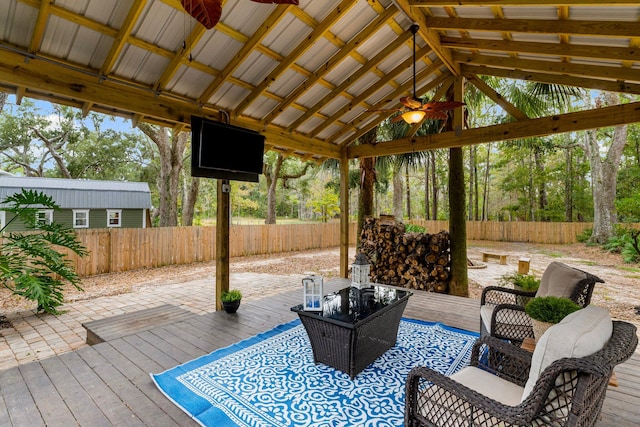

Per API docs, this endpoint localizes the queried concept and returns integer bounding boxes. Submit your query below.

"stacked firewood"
[359,216,450,293]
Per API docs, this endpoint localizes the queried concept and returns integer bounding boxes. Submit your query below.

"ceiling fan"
[370,24,465,125]
[181,0,299,30]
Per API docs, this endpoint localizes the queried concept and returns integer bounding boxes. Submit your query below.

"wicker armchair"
[406,310,637,427]
[480,261,603,345]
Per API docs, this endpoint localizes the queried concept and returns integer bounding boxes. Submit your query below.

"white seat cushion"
[522,305,612,399]
[451,366,524,406]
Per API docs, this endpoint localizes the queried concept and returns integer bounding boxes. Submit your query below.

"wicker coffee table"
[291,284,412,379]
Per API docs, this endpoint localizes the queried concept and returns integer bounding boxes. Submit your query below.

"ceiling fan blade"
[421,101,466,112]
[423,111,450,120]
[181,0,222,29]
[400,96,422,110]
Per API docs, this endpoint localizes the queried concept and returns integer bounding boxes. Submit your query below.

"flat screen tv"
[191,116,265,182]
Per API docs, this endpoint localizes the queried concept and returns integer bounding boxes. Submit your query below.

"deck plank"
[0,280,637,426]
[58,350,145,426]
[0,367,43,426]
[18,362,77,426]
[39,356,112,426]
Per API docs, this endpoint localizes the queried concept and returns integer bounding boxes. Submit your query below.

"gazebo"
[2,0,640,306]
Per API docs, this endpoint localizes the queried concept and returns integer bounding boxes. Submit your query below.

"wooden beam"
[348,101,640,158]
[288,31,413,132]
[463,64,640,95]
[14,86,26,105]
[393,0,460,75]
[100,0,147,75]
[339,148,350,279]
[424,16,640,38]
[455,53,640,84]
[0,47,341,159]
[233,0,356,115]
[409,0,640,4]
[263,6,398,125]
[311,45,436,138]
[465,74,528,120]
[154,24,207,91]
[441,36,640,64]
[215,179,230,311]
[195,5,292,105]
[338,73,454,147]
[28,0,51,53]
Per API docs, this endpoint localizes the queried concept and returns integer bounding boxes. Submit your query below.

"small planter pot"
[222,300,241,314]
[531,319,554,342]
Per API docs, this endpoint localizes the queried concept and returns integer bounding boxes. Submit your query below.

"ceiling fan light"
[402,110,426,124]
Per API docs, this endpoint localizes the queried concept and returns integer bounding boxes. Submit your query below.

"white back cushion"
[521,305,612,400]
[536,261,588,298]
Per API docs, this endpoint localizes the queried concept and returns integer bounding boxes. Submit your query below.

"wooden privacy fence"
[412,220,640,243]
[68,221,639,277]
[71,222,358,277]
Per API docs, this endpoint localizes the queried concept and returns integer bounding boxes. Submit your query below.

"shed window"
[107,209,122,227]
[73,210,89,228]
[36,209,53,226]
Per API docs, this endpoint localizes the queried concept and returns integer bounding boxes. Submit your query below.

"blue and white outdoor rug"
[151,318,479,427]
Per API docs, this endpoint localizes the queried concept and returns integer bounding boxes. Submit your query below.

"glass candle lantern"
[302,274,323,311]
[351,252,371,289]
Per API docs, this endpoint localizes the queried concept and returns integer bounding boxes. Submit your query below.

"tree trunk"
[424,158,430,220]
[138,124,188,227]
[468,145,474,221]
[393,165,403,220]
[585,92,627,243]
[357,128,378,247]
[264,153,285,224]
[405,164,411,220]
[564,141,573,222]
[431,152,438,220]
[482,143,491,221]
[182,176,200,226]
[534,149,548,221]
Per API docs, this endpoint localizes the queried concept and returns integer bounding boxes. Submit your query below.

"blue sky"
[4,94,134,133]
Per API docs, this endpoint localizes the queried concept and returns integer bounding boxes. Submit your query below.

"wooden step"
[82,304,194,345]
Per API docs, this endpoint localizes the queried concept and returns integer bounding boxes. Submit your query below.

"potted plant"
[525,296,581,341]
[499,272,540,305]
[221,289,242,314]
[499,272,540,292]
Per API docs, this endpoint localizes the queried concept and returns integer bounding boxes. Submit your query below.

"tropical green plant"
[498,272,540,292]
[524,296,581,324]
[220,289,242,303]
[0,189,87,314]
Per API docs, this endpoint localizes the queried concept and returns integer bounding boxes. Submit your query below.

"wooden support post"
[215,179,230,311]
[339,149,350,278]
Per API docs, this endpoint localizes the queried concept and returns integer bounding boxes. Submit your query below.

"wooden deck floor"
[0,279,638,426]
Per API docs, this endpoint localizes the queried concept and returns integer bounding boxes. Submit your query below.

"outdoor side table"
[291,284,412,379]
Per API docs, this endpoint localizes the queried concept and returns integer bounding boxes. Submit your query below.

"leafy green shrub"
[221,289,242,302]
[604,227,640,263]
[498,272,540,292]
[405,223,426,233]
[525,296,581,324]
[576,227,593,243]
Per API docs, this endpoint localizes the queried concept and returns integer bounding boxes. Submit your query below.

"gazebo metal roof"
[1,0,639,161]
